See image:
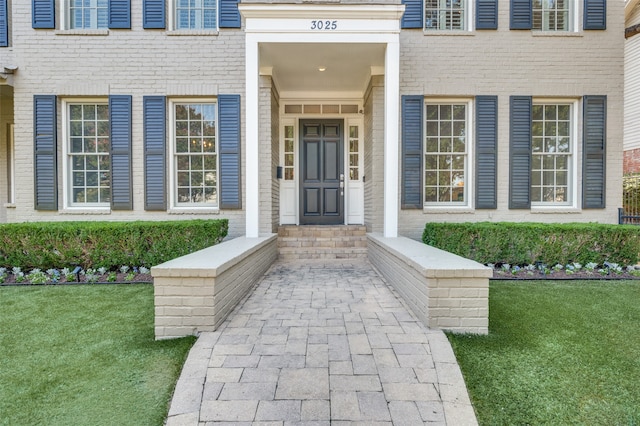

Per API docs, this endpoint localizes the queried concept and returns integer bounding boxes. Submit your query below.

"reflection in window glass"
[176,0,217,30]
[424,103,467,204]
[68,103,110,205]
[174,103,218,205]
[425,0,466,30]
[533,0,570,31]
[531,103,572,204]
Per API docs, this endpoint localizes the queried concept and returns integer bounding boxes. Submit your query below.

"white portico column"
[245,35,260,238]
[384,38,400,238]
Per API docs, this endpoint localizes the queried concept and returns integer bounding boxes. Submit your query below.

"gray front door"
[300,120,344,225]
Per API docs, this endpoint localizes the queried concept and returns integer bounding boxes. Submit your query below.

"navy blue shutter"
[476,0,498,30]
[509,96,532,209]
[109,95,132,210]
[475,96,498,209]
[143,0,165,29]
[32,0,55,29]
[0,0,8,46]
[510,0,532,30]
[109,0,130,29]
[143,96,167,210]
[402,0,424,29]
[33,95,58,210]
[218,95,241,209]
[584,0,606,30]
[582,96,606,208]
[401,96,423,209]
[219,0,240,28]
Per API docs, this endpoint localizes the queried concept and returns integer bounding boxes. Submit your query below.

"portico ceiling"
[259,42,386,96]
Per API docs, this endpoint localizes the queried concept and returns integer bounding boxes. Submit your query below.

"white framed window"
[531,100,577,206]
[67,0,109,29]
[424,100,471,205]
[170,100,218,207]
[63,100,111,208]
[173,0,218,30]
[425,0,468,31]
[532,0,571,31]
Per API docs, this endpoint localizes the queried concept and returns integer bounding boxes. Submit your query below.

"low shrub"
[422,222,640,266]
[0,219,228,270]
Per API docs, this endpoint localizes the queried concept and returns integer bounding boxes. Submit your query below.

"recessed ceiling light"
[318,67,326,72]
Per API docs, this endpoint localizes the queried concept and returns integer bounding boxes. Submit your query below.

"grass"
[0,284,196,426]
[447,280,640,425]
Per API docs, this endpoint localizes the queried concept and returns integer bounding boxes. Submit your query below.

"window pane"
[173,103,217,206]
[203,138,216,153]
[424,103,468,205]
[68,103,110,206]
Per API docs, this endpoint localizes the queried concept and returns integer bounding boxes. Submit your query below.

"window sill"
[423,30,474,36]
[166,30,219,36]
[61,208,111,215]
[169,207,220,214]
[54,29,109,36]
[531,207,580,214]
[3,203,15,208]
[532,31,582,37]
[423,206,474,214]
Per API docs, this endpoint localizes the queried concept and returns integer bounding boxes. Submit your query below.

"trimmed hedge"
[0,219,228,270]
[422,222,640,266]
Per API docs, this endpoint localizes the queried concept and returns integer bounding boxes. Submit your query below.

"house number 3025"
[310,20,338,30]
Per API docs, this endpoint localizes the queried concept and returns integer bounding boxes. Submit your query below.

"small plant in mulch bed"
[0,266,153,286]
[489,261,640,280]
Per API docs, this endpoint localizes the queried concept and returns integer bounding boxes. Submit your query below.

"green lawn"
[0,284,196,426]
[448,280,640,425]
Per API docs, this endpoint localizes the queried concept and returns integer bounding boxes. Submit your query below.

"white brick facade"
[0,0,623,240]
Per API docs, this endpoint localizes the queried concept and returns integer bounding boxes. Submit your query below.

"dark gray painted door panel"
[300,120,344,225]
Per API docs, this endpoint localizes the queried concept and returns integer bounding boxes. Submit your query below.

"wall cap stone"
[151,234,277,278]
[368,233,492,278]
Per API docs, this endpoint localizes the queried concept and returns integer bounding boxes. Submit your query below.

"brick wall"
[624,148,640,174]
[153,235,278,339]
[368,234,491,334]
[397,1,624,239]
[7,2,248,235]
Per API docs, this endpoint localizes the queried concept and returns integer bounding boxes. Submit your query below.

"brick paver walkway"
[165,259,478,425]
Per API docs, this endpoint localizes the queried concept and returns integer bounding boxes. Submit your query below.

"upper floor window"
[175,0,217,30]
[68,0,109,29]
[66,101,111,206]
[425,0,467,31]
[532,0,570,31]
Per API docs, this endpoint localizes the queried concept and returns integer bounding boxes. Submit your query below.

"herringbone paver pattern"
[166,259,477,426]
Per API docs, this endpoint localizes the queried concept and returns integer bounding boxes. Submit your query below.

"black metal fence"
[620,174,640,224]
